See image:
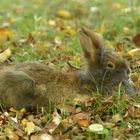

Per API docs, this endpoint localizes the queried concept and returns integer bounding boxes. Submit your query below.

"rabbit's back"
[0,62,88,108]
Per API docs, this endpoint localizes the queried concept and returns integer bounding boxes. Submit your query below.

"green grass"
[0,0,140,65]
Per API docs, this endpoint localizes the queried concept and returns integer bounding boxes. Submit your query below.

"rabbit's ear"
[79,27,103,65]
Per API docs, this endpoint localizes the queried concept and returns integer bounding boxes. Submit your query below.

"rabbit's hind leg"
[0,70,35,109]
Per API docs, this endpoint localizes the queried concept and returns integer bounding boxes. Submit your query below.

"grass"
[0,0,140,139]
[0,0,139,64]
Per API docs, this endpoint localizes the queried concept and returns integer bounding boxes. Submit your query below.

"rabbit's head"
[79,27,135,96]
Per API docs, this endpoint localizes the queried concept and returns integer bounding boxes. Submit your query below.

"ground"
[0,0,140,139]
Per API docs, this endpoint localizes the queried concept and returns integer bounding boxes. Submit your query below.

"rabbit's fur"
[0,27,135,109]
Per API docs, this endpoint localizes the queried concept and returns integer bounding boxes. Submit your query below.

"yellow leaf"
[21,118,28,126]
[57,10,71,19]
[20,108,26,113]
[62,28,76,35]
[0,27,13,40]
[123,27,130,33]
[9,107,19,113]
[48,19,56,26]
[25,122,35,135]
[0,48,11,62]
[128,48,140,56]
[4,128,16,139]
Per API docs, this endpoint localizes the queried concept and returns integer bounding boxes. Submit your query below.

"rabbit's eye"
[107,61,115,69]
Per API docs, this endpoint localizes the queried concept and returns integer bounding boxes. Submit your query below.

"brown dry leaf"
[0,48,12,62]
[85,96,96,107]
[128,104,140,118]
[73,112,90,127]
[123,127,133,135]
[0,27,13,40]
[27,33,36,44]
[44,112,62,133]
[57,10,71,19]
[102,96,113,105]
[61,117,73,125]
[15,129,24,138]
[128,48,140,56]
[133,32,140,46]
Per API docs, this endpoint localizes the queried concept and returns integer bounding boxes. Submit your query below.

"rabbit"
[0,27,135,109]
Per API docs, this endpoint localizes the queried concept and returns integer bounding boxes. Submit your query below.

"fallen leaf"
[31,133,55,140]
[0,48,11,62]
[0,27,13,40]
[9,117,18,123]
[57,10,71,19]
[25,121,35,135]
[15,129,24,137]
[73,112,90,127]
[87,124,110,137]
[128,103,140,118]
[133,32,140,46]
[112,114,123,123]
[52,112,62,126]
[128,48,140,56]
[27,33,36,44]
[62,28,76,35]
[48,19,56,26]
[44,112,62,133]
[123,27,130,33]
[54,36,62,45]
[88,124,104,132]
[21,118,28,126]
[4,128,19,139]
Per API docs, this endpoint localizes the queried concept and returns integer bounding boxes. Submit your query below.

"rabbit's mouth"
[98,73,135,96]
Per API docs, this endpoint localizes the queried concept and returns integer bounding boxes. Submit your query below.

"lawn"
[0,0,140,139]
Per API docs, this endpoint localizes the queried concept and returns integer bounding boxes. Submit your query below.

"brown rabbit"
[0,27,135,109]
